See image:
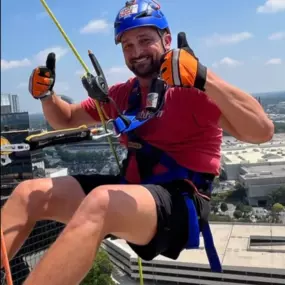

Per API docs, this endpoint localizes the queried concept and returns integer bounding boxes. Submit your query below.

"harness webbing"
[113,79,222,273]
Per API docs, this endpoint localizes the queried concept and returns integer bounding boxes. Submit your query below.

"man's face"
[121,27,171,79]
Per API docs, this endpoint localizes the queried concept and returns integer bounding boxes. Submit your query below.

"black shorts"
[72,173,210,261]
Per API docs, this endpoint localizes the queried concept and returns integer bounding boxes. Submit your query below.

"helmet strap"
[157,29,167,52]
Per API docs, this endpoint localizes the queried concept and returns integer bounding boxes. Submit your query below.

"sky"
[1,0,285,113]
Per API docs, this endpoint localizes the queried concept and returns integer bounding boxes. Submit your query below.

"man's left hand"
[160,32,207,91]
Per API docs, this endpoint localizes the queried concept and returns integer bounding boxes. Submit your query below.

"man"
[1,1,273,284]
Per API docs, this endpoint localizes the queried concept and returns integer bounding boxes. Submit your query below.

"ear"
[162,33,172,51]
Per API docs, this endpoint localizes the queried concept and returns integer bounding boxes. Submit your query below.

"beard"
[127,55,161,79]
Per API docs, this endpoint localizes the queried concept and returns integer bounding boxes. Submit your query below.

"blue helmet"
[114,0,170,44]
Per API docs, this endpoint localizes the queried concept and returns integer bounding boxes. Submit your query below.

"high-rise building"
[11,94,20,112]
[1,112,30,131]
[1,93,12,114]
[1,93,20,114]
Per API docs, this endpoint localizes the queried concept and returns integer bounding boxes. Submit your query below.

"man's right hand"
[29,52,56,100]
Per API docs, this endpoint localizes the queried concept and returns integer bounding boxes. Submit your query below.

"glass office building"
[1,93,20,114]
[1,112,30,131]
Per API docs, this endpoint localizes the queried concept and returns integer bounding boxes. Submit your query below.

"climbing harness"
[109,78,223,273]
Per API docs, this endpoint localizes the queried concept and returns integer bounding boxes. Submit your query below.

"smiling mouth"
[133,56,150,64]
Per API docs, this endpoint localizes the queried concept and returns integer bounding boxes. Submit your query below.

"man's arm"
[204,69,274,143]
[41,92,98,130]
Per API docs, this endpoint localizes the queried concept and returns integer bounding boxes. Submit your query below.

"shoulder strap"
[125,78,141,115]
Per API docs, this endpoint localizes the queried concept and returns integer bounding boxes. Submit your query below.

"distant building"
[1,112,30,131]
[11,94,20,112]
[1,93,20,114]
[222,145,285,180]
[103,223,285,285]
[1,93,12,114]
[239,164,285,206]
[221,134,285,206]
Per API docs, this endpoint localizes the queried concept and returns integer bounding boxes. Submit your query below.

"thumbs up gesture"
[28,52,56,99]
[160,32,207,91]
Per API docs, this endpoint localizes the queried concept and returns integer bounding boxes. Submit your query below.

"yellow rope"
[39,0,121,170]
[39,1,144,284]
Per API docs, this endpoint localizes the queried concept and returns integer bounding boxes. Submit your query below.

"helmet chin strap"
[156,28,168,53]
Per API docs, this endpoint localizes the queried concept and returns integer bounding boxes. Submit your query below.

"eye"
[140,38,151,45]
[123,43,132,50]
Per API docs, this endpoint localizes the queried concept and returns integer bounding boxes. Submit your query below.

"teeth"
[135,57,148,63]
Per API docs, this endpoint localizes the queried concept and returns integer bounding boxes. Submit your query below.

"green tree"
[242,205,253,217]
[233,210,243,219]
[220,202,228,212]
[81,249,115,285]
[235,203,245,212]
[270,203,284,223]
[213,206,219,214]
[268,186,285,206]
[212,177,220,188]
[274,122,285,133]
[224,182,247,203]
[209,213,232,222]
[272,203,284,213]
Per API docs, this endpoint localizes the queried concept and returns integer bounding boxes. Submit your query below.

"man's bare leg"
[1,176,86,265]
[23,184,157,285]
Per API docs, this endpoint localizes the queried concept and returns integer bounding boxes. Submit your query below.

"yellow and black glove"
[28,52,56,99]
[160,32,207,91]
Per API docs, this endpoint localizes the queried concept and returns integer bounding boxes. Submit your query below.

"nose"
[132,44,144,59]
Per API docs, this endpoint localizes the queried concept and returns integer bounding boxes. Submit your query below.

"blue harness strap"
[112,79,222,273]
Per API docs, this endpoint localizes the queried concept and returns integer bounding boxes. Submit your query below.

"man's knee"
[74,186,110,223]
[8,178,52,218]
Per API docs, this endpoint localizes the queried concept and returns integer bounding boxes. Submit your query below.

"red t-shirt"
[81,78,222,183]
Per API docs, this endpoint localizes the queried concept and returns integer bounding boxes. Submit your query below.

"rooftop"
[222,146,285,165]
[110,223,285,271]
[240,164,285,179]
[222,134,285,150]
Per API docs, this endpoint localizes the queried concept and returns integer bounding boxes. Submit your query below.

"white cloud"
[257,0,285,13]
[212,57,243,68]
[204,32,253,46]
[1,58,31,71]
[1,46,68,72]
[265,58,282,65]
[34,46,68,65]
[268,31,285,40]
[80,19,111,34]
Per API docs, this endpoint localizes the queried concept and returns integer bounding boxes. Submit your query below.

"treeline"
[209,184,285,223]
[274,122,285,133]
